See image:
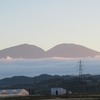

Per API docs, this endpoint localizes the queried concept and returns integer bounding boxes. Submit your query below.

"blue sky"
[0,0,100,51]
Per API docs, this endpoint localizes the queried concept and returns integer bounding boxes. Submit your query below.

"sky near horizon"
[0,0,100,51]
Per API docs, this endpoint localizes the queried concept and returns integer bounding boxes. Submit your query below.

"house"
[0,89,29,97]
[51,87,66,96]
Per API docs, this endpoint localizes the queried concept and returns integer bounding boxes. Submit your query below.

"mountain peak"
[46,43,100,58]
[0,44,45,59]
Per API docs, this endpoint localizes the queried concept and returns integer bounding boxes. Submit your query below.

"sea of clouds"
[0,57,100,79]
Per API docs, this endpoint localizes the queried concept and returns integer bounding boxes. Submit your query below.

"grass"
[0,96,99,100]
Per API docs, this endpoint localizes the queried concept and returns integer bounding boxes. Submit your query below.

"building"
[51,87,66,96]
[0,89,29,97]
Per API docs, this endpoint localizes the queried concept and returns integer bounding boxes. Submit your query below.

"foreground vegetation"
[0,74,100,95]
[0,95,100,100]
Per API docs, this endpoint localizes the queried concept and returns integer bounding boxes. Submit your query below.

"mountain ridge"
[0,43,100,59]
[0,74,100,94]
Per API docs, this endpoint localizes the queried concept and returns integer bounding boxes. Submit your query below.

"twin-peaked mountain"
[0,43,100,59]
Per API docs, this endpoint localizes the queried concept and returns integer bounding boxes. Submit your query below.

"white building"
[0,89,29,97]
[51,87,66,96]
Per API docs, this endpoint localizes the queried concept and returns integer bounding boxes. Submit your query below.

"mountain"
[46,43,100,58]
[0,43,100,59]
[0,44,45,59]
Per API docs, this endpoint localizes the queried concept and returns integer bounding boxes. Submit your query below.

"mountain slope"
[46,43,100,58]
[0,44,45,59]
[0,43,100,59]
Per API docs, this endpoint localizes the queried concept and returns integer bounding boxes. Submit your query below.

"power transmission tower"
[79,60,83,78]
[78,60,84,99]
[79,60,85,100]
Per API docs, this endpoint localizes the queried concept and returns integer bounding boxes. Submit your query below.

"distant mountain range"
[0,43,100,59]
